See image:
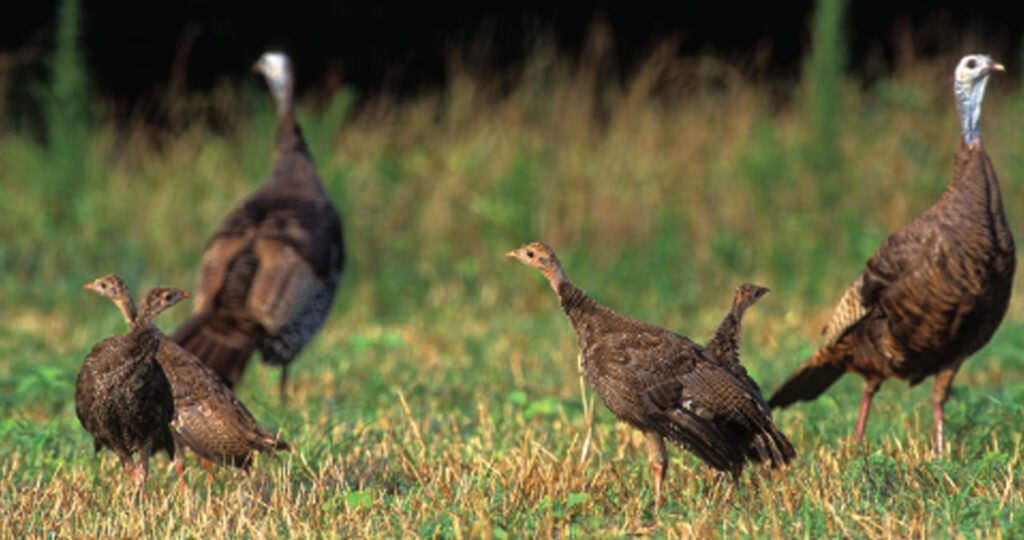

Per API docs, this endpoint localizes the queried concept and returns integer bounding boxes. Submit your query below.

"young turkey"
[508,243,794,503]
[768,55,1014,457]
[172,51,345,402]
[76,276,184,491]
[705,283,770,395]
[88,276,290,473]
[157,318,291,471]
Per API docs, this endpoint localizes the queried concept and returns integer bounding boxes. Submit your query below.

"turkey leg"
[931,363,962,459]
[644,431,667,506]
[854,378,882,443]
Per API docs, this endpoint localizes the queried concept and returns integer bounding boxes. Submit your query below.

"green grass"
[2,15,1024,538]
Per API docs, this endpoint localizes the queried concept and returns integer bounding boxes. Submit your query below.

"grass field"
[2,11,1024,538]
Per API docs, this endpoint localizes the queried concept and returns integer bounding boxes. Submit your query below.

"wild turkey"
[172,51,345,401]
[76,276,184,490]
[768,55,1014,457]
[508,243,794,503]
[705,283,770,395]
[157,311,291,471]
[87,275,290,472]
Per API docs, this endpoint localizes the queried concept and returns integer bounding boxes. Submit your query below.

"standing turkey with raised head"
[508,243,794,504]
[769,55,1014,457]
[76,276,186,491]
[172,52,345,402]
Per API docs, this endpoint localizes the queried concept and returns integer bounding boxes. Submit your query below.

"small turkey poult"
[76,275,185,492]
[156,310,292,473]
[172,51,345,402]
[508,243,794,505]
[769,54,1014,458]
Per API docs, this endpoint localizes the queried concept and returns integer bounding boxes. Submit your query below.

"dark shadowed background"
[3,1,1022,103]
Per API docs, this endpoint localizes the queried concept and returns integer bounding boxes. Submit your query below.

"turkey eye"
[967,59,977,69]
[164,293,173,301]
[526,250,535,258]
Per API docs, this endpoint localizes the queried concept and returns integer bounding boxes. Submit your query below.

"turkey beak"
[990,63,1005,73]
[505,249,519,259]
[182,291,192,298]
[83,283,94,291]
[253,59,263,73]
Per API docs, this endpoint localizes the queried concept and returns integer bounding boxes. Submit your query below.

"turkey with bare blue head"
[172,51,345,402]
[769,55,1015,458]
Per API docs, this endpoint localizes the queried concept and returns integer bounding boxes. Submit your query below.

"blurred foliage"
[45,0,92,226]
[804,0,847,207]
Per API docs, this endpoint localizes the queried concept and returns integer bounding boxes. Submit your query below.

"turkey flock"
[76,52,1014,502]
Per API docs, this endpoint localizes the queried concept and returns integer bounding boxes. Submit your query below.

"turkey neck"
[718,292,755,340]
[556,280,610,353]
[133,302,167,336]
[114,295,138,327]
[260,56,317,192]
[263,109,322,197]
[267,65,294,122]
[955,71,990,146]
[272,113,311,158]
[714,310,740,345]
[940,142,1014,253]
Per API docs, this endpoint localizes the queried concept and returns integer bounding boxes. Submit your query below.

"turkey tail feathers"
[768,350,846,409]
[172,313,261,387]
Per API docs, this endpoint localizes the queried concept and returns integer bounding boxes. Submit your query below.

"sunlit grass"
[2,24,1024,538]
